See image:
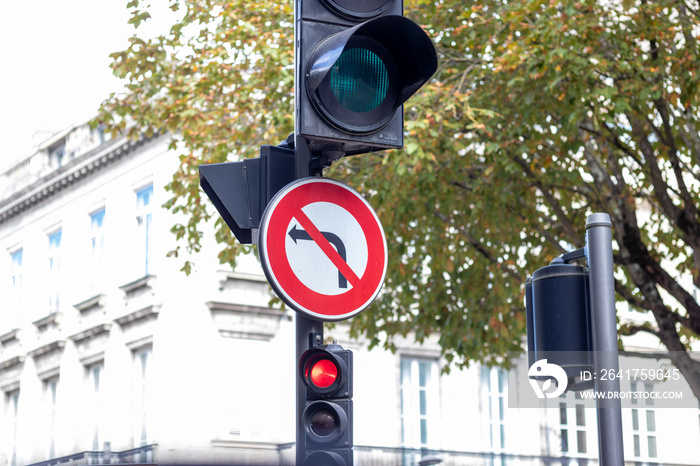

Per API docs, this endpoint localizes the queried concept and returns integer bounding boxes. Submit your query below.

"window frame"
[400,356,440,458]
[135,185,154,277]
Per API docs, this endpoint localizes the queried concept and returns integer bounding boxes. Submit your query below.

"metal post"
[294,134,324,465]
[294,0,322,457]
[585,213,624,466]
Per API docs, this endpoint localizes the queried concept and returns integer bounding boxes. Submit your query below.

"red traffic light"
[308,358,339,389]
[300,346,350,398]
[299,344,353,465]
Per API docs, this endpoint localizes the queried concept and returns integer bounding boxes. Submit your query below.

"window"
[647,434,657,458]
[576,430,587,454]
[49,143,65,169]
[645,410,656,432]
[90,209,106,296]
[630,382,658,460]
[559,392,590,456]
[559,403,568,453]
[400,357,439,464]
[48,230,62,314]
[5,391,19,466]
[44,378,59,459]
[10,249,23,329]
[96,123,106,144]
[481,366,507,453]
[573,394,587,454]
[136,185,153,277]
[644,383,654,407]
[133,347,153,450]
[87,363,105,450]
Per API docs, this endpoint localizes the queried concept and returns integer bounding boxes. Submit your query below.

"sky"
[0,1,150,171]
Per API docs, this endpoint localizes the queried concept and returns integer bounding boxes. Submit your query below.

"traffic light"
[299,344,353,465]
[198,144,295,244]
[526,261,593,391]
[296,0,438,159]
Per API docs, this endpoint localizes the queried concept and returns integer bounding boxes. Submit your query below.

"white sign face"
[258,177,387,321]
[284,201,369,296]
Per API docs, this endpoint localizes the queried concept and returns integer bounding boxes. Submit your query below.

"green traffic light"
[330,47,389,113]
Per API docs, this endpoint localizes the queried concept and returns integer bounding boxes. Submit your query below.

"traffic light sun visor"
[311,36,399,133]
[307,16,436,99]
[306,15,437,134]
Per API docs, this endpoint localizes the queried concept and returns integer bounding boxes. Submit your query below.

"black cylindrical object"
[529,263,593,378]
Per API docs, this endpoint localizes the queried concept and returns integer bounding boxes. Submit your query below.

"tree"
[97,0,700,400]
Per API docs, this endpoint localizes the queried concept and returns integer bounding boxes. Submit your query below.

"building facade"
[0,123,698,465]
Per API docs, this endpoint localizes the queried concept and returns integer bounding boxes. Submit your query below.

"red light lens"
[309,359,338,388]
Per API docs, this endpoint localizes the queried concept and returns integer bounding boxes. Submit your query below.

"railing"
[277,443,598,466]
[279,444,684,466]
[26,444,156,466]
[28,443,685,466]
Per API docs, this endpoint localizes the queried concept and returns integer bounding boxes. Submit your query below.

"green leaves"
[342,0,700,378]
[98,0,700,391]
[96,0,294,270]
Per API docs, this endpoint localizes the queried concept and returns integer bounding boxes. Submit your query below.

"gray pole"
[585,213,624,466]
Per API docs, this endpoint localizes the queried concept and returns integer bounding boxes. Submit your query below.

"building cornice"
[0,133,160,225]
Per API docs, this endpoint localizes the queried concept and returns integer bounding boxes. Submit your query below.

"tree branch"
[432,207,523,283]
[652,98,699,224]
[619,324,660,338]
[510,155,580,241]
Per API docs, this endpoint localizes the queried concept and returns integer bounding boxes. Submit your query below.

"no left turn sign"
[258,177,388,321]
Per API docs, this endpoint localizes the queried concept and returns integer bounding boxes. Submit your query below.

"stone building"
[0,123,698,465]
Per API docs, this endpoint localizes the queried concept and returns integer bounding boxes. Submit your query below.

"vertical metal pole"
[585,213,624,466]
[294,133,323,465]
[294,0,322,461]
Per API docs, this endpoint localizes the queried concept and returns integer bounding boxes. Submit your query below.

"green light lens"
[330,48,389,113]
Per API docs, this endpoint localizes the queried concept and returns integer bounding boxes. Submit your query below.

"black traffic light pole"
[293,3,322,463]
[585,213,624,466]
[293,1,321,459]
[294,134,325,466]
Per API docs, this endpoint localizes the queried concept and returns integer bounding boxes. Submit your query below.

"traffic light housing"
[198,144,295,244]
[299,344,353,465]
[526,261,594,391]
[296,0,438,159]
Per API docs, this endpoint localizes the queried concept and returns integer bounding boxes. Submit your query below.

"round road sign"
[258,177,387,321]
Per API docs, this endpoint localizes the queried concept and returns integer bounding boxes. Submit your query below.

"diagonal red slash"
[293,209,361,288]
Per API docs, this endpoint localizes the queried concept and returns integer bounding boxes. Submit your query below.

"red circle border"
[259,178,387,321]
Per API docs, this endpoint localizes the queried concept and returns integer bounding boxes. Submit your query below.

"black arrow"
[288,224,349,289]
